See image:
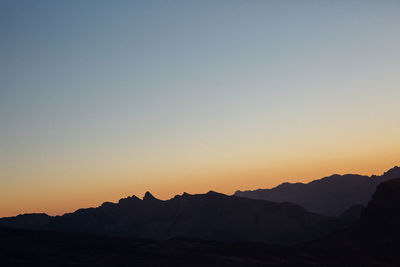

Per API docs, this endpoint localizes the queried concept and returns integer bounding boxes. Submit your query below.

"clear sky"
[1,0,399,217]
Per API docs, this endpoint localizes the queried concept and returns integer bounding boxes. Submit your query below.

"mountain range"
[1,166,399,247]
[0,191,361,245]
[1,177,400,266]
[235,166,400,215]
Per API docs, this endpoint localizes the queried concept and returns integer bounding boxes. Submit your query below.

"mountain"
[0,213,51,229]
[1,178,399,266]
[356,177,400,241]
[298,177,400,265]
[0,191,360,245]
[235,166,400,216]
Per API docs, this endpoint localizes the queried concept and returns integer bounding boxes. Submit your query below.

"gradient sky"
[1,0,400,217]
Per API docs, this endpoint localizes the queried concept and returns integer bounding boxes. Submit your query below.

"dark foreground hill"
[0,191,361,245]
[299,177,400,266]
[1,178,399,266]
[235,166,400,216]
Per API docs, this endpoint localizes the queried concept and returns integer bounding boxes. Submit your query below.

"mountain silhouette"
[235,166,400,216]
[356,177,400,242]
[0,191,360,245]
[299,177,400,265]
[1,178,399,266]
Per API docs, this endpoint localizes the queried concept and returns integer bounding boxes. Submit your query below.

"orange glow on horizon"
[1,148,398,218]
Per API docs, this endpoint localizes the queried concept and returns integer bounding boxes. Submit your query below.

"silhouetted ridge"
[357,177,400,237]
[118,195,141,205]
[205,190,225,196]
[143,191,159,201]
[0,191,358,244]
[4,168,398,244]
[235,166,400,216]
[2,178,400,266]
[0,213,51,229]
[314,178,400,263]
[381,166,400,178]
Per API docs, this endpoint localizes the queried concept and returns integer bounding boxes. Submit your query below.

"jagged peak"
[172,192,193,200]
[180,192,192,198]
[143,191,158,201]
[118,195,141,205]
[382,166,400,177]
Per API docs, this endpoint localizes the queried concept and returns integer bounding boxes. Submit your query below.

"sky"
[1,0,400,217]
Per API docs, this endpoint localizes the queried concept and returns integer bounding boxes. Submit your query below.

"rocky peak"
[143,191,158,201]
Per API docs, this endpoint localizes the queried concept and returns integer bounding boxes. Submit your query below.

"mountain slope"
[0,191,359,245]
[356,177,400,241]
[300,177,400,265]
[235,166,400,216]
[1,178,399,266]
